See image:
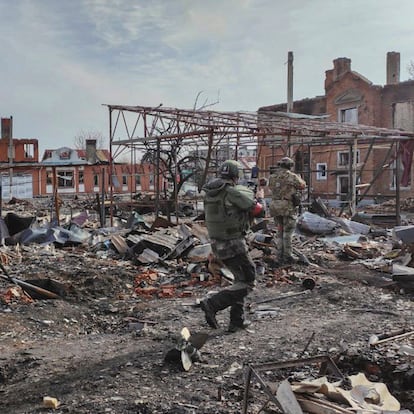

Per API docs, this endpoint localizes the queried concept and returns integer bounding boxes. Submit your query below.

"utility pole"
[287,52,294,113]
[8,116,13,200]
[52,166,60,225]
[101,168,106,227]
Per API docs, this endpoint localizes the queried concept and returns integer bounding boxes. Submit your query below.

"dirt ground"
[0,231,413,413]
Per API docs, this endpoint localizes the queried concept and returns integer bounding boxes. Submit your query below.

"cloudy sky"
[1,0,414,156]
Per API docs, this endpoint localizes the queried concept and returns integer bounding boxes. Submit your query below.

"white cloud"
[1,0,414,156]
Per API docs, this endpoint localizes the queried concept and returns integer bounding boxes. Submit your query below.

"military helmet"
[278,157,294,169]
[219,160,242,179]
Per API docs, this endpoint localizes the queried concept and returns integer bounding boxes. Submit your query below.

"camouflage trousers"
[273,215,297,261]
[207,239,256,326]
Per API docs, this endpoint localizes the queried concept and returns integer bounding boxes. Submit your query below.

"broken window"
[316,163,327,180]
[338,150,360,167]
[78,170,84,184]
[93,174,99,187]
[391,160,411,189]
[135,174,141,188]
[58,171,74,188]
[46,171,53,185]
[338,175,349,201]
[24,144,34,159]
[122,175,128,186]
[339,107,358,124]
[59,150,71,160]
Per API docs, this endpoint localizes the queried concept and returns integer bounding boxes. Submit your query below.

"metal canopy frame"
[105,105,414,223]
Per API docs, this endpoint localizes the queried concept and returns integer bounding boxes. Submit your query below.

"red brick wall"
[38,163,155,196]
[325,71,382,126]
[381,80,414,128]
[0,139,39,163]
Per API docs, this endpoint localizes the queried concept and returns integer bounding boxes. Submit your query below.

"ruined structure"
[39,140,152,197]
[0,117,39,199]
[106,102,414,221]
[258,52,414,209]
[0,117,152,200]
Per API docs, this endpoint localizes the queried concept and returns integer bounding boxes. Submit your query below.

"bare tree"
[140,92,221,199]
[408,61,414,80]
[74,130,106,149]
[141,144,207,199]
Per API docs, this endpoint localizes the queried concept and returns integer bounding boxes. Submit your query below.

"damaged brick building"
[258,52,414,205]
[0,117,155,199]
[0,117,40,199]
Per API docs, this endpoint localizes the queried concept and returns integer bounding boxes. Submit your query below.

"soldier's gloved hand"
[250,201,264,217]
[251,201,264,217]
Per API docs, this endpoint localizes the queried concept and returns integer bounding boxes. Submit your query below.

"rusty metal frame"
[242,355,344,414]
[105,105,414,224]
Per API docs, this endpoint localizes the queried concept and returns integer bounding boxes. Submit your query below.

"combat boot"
[200,299,219,329]
[227,320,251,333]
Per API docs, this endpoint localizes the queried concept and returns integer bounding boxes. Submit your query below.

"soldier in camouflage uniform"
[200,160,261,333]
[268,157,306,264]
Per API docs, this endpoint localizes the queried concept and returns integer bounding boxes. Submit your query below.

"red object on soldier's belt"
[251,202,264,217]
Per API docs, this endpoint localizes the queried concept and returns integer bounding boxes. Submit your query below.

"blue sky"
[1,0,414,156]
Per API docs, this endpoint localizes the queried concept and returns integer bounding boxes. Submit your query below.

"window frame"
[337,150,360,167]
[316,163,327,180]
[57,170,74,189]
[24,143,35,159]
[339,107,358,124]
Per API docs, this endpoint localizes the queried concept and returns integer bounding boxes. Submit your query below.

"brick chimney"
[1,117,12,140]
[386,51,400,85]
[333,57,351,81]
[85,139,97,164]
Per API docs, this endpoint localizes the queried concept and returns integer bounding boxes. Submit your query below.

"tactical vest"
[204,187,247,240]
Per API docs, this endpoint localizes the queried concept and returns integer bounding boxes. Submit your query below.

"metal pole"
[8,116,13,200]
[352,137,358,213]
[287,51,294,113]
[395,141,401,225]
[53,166,60,225]
[155,137,160,217]
[101,168,106,227]
[307,144,311,204]
[347,143,353,215]
[174,146,178,225]
[108,107,114,226]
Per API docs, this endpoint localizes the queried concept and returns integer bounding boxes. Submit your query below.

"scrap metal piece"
[0,263,62,300]
[137,248,160,264]
[164,235,195,260]
[110,234,128,255]
[254,289,312,306]
[242,355,344,414]
[164,327,208,371]
[276,379,304,414]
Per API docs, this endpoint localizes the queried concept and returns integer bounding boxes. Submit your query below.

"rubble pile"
[0,197,413,413]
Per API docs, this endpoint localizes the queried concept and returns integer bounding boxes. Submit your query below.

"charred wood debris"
[0,194,413,414]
